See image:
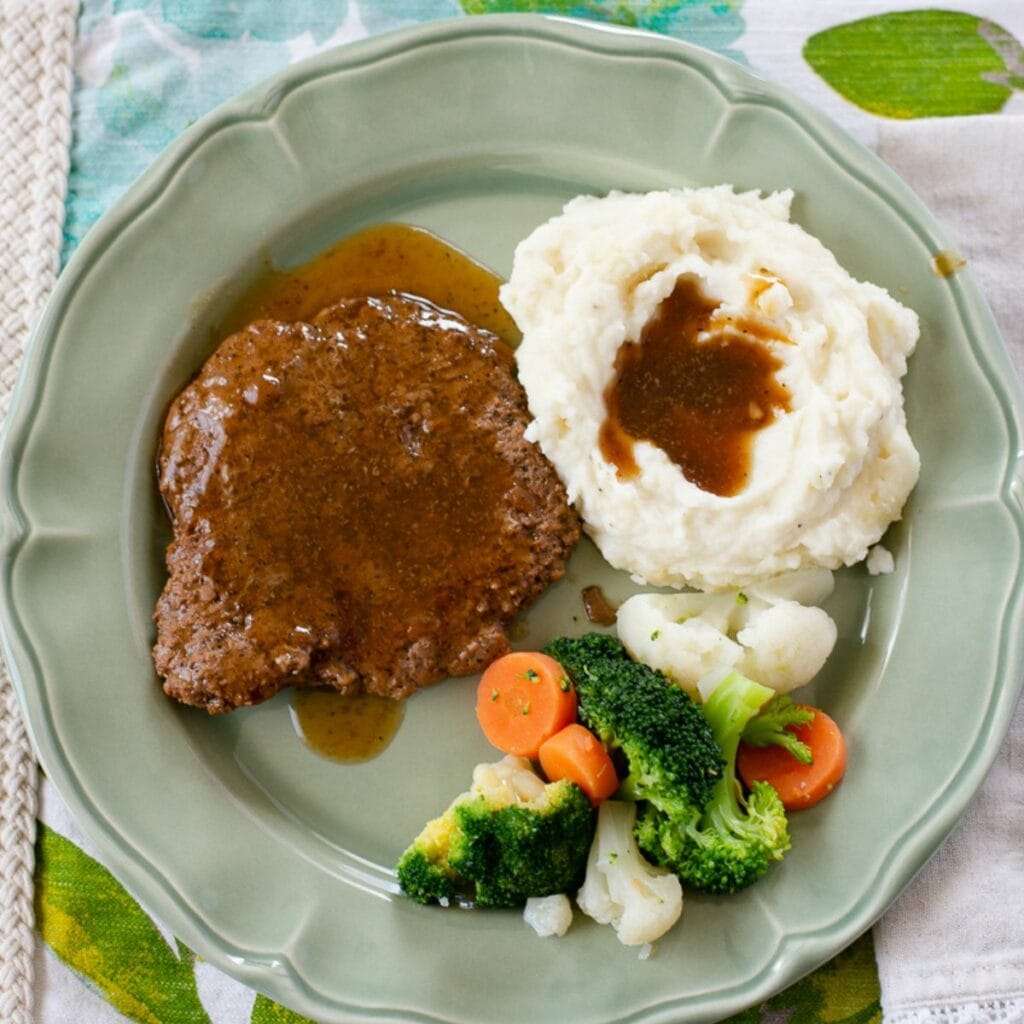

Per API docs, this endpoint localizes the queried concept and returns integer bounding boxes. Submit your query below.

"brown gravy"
[222,222,520,347]
[599,276,791,497]
[581,584,618,626]
[291,689,405,762]
[931,249,966,277]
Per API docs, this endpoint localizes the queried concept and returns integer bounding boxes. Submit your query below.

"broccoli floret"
[544,633,723,825]
[396,756,594,908]
[741,694,815,765]
[395,811,464,905]
[637,670,791,895]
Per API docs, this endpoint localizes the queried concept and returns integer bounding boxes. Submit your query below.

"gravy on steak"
[154,287,579,713]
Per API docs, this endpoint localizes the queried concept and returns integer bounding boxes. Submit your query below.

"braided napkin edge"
[0,2,78,1023]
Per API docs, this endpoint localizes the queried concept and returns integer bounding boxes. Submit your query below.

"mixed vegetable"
[396,755,593,908]
[395,578,848,949]
[615,568,838,696]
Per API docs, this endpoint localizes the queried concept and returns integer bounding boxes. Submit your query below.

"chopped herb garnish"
[559,676,571,692]
[521,668,540,683]
[490,689,499,702]
[650,629,661,641]
[736,592,749,605]
[522,701,531,716]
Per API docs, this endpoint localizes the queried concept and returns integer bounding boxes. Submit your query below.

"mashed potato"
[502,187,919,591]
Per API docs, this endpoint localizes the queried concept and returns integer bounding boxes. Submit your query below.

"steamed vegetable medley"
[396,574,847,950]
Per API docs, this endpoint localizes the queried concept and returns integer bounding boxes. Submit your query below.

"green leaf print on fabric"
[35,823,212,1024]
[459,0,747,62]
[764,931,882,1024]
[719,931,882,1024]
[250,995,321,1024]
[804,10,1024,118]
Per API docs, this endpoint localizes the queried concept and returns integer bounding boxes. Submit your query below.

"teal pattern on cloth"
[64,0,747,262]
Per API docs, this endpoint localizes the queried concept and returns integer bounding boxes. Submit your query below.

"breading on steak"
[153,294,579,713]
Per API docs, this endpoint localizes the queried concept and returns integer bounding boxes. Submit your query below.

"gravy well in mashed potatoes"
[503,187,920,591]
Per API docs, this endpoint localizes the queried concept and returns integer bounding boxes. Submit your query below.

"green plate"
[3,15,1023,1024]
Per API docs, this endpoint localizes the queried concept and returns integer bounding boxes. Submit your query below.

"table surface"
[34,2,1024,1022]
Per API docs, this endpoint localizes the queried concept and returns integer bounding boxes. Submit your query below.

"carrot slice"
[737,705,847,811]
[476,652,577,759]
[539,723,619,806]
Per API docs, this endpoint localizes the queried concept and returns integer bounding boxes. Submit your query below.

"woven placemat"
[0,2,77,1022]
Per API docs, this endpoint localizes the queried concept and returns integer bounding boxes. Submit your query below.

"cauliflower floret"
[866,544,895,575]
[524,894,573,937]
[471,755,547,806]
[737,603,837,692]
[576,800,682,947]
[616,592,742,693]
[617,569,837,695]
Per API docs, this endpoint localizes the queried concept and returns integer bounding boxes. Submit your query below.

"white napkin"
[873,116,1024,1024]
